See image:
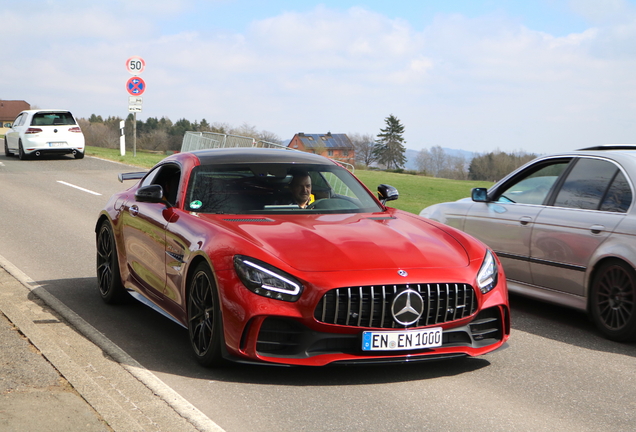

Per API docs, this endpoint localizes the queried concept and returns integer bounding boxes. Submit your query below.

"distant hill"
[404,148,476,171]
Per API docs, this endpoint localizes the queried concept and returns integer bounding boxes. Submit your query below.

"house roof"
[292,133,354,150]
[0,100,30,121]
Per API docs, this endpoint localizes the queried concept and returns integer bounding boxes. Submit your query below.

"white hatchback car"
[4,110,85,160]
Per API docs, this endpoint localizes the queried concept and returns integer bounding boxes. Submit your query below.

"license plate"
[48,142,66,147]
[362,327,443,351]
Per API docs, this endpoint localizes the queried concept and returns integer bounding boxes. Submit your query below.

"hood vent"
[222,218,274,223]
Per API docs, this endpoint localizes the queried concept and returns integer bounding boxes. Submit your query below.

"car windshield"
[30,112,76,126]
[185,163,383,214]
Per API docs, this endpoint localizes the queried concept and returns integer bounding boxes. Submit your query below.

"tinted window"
[600,170,632,213]
[496,161,569,205]
[30,112,76,126]
[554,159,618,210]
[13,113,26,127]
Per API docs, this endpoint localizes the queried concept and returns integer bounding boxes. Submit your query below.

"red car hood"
[211,212,470,272]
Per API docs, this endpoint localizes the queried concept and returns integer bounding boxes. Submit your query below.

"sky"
[3,0,636,154]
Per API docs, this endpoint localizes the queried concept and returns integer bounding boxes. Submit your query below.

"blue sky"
[3,0,636,154]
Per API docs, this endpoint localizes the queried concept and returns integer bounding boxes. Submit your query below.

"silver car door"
[463,159,572,286]
[530,158,630,296]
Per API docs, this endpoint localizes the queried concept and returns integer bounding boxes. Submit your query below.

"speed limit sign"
[126,56,145,75]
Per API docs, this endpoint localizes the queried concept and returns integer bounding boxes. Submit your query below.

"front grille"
[314,283,477,329]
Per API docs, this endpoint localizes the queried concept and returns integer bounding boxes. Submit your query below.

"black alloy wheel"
[96,221,127,304]
[591,260,636,341]
[4,138,13,157]
[188,263,224,367]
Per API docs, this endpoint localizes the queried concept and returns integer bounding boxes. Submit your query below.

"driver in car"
[289,170,315,208]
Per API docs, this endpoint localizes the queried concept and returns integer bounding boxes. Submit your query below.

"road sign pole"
[133,112,137,157]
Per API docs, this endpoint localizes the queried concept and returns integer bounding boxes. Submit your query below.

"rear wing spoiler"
[118,172,147,182]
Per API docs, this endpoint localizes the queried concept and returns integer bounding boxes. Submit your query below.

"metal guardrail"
[181,131,289,152]
[181,131,354,172]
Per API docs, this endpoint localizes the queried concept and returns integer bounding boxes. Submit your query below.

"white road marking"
[57,180,102,196]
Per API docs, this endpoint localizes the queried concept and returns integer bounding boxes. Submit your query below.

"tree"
[469,150,537,181]
[349,132,376,167]
[373,115,407,169]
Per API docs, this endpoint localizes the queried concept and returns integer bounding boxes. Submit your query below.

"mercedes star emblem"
[391,289,424,326]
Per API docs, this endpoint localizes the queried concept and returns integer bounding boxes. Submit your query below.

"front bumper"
[229,305,509,366]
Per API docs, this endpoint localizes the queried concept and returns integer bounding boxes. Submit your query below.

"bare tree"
[78,119,119,148]
[349,132,376,167]
[137,129,171,151]
[258,130,282,144]
[469,149,537,181]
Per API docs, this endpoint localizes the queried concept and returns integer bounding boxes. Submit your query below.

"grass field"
[86,146,494,214]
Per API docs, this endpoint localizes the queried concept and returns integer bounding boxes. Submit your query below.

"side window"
[13,114,25,127]
[553,159,619,210]
[140,164,181,206]
[600,170,632,213]
[496,161,569,205]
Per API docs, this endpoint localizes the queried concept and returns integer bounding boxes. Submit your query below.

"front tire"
[590,260,636,341]
[187,262,224,367]
[4,138,13,157]
[96,221,127,304]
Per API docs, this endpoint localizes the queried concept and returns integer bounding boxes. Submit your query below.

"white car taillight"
[25,128,43,134]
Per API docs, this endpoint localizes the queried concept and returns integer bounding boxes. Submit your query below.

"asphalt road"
[1,153,635,432]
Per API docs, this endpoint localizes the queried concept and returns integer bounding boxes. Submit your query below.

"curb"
[0,254,224,432]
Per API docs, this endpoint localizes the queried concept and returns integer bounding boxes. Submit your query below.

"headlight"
[477,250,498,294]
[233,255,303,302]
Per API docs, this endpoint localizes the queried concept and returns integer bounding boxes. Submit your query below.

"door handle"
[519,216,533,226]
[130,205,139,217]
[590,224,605,234]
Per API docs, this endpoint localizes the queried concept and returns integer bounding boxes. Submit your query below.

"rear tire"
[18,141,27,160]
[187,262,224,367]
[4,138,13,157]
[96,221,128,304]
[74,151,85,159]
[590,260,636,341]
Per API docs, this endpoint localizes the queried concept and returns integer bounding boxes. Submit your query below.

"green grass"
[86,146,167,168]
[354,170,493,214]
[86,146,493,214]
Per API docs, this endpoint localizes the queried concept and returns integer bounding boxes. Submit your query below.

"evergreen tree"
[373,114,407,169]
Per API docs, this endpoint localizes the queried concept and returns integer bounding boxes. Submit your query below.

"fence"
[180,131,289,152]
[181,131,354,172]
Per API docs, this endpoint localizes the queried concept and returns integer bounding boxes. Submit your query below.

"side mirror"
[377,184,399,205]
[471,188,488,202]
[135,184,165,203]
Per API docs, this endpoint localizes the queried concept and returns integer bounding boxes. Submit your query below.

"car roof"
[534,145,636,163]
[190,147,339,165]
[20,109,75,115]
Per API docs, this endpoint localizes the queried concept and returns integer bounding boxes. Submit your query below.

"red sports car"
[96,148,510,367]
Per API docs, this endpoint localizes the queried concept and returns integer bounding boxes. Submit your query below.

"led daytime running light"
[477,250,498,294]
[242,260,301,296]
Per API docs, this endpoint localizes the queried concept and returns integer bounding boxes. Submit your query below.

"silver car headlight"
[233,255,303,302]
[477,250,498,294]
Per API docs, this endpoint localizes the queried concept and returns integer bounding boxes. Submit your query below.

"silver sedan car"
[420,145,636,341]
